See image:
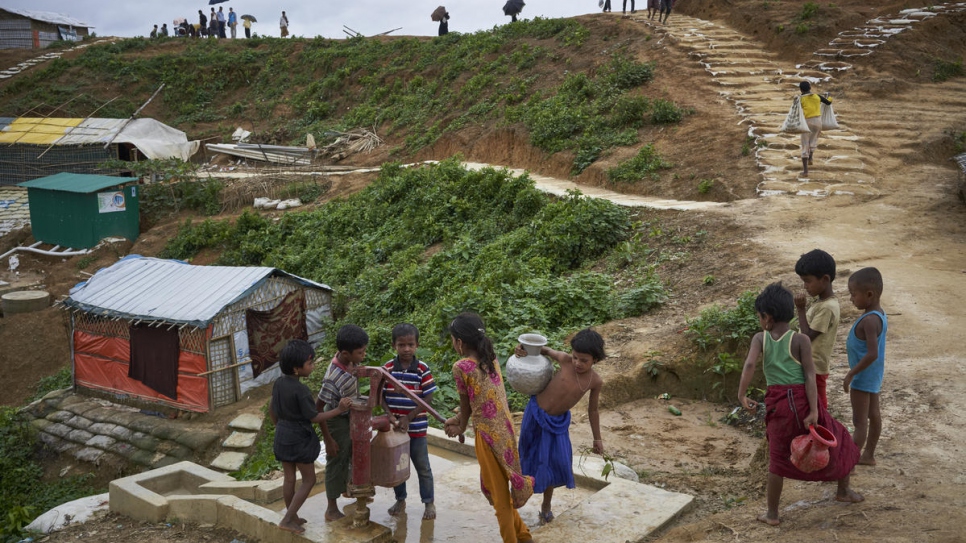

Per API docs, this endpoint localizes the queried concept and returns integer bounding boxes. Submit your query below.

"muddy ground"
[2,1,966,542]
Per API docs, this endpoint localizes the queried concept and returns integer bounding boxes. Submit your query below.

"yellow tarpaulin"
[0,118,84,144]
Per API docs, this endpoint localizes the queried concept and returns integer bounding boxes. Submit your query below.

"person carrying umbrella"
[503,0,524,22]
[242,14,256,39]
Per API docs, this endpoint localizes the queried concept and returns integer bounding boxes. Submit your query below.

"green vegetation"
[0,408,98,542]
[800,2,820,19]
[607,144,672,183]
[32,368,72,401]
[1,18,684,177]
[225,160,669,478]
[933,57,964,83]
[161,159,665,391]
[951,129,966,153]
[697,178,714,194]
[685,290,760,353]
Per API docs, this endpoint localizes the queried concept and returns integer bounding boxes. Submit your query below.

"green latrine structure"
[18,172,140,249]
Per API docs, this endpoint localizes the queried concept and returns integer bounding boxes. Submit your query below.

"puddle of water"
[285,445,598,542]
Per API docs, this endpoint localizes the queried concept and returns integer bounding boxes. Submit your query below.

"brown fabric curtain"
[246,289,307,378]
[129,323,180,400]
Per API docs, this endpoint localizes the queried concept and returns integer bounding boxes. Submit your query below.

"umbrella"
[431,6,447,21]
[208,0,228,5]
[503,0,525,16]
[241,14,257,22]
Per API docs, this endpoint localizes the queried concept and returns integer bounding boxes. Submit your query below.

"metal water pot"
[506,333,554,396]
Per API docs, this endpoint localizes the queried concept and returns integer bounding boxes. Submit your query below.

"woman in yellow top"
[799,81,832,177]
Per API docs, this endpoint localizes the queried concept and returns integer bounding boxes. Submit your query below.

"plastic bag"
[780,96,810,134]
[599,0,604,7]
[820,102,839,130]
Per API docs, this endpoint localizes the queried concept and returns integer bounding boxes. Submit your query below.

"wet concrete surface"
[285,446,598,542]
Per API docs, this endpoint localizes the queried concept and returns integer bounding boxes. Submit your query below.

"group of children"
[737,249,886,525]
[267,248,885,535]
[269,315,605,541]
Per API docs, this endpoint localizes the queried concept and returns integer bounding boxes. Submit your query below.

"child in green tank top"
[738,283,863,527]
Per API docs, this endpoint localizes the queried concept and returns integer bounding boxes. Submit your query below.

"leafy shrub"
[698,179,714,194]
[0,408,97,541]
[933,57,964,82]
[800,2,819,19]
[685,290,761,352]
[651,99,687,124]
[607,144,671,183]
[32,368,72,401]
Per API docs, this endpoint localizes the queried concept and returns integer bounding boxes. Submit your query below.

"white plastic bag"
[820,102,839,130]
[780,96,811,134]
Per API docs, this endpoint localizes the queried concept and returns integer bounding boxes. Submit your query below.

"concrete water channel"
[110,427,693,543]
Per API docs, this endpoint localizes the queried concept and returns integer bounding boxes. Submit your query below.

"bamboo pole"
[103,83,165,150]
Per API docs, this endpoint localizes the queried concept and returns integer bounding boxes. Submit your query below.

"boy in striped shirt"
[317,324,368,522]
[383,323,438,520]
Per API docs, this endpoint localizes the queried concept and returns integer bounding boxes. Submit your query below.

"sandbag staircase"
[636,3,966,198]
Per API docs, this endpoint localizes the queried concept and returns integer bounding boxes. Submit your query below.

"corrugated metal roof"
[1,8,92,28]
[64,256,332,327]
[19,172,138,193]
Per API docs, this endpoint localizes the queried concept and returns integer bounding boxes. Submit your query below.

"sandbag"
[820,102,839,130]
[780,96,811,134]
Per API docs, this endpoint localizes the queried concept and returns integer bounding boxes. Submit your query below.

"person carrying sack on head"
[799,81,832,177]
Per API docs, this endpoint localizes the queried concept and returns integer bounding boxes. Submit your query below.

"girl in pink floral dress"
[445,312,534,542]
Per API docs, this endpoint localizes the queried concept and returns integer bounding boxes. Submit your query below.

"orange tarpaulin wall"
[72,330,210,412]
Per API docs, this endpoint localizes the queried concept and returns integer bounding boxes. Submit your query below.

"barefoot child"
[794,249,840,409]
[269,340,352,534]
[444,313,534,543]
[514,329,604,525]
[316,325,369,522]
[845,267,888,466]
[383,323,438,520]
[738,283,862,526]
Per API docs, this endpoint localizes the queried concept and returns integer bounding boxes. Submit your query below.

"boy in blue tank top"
[845,267,887,467]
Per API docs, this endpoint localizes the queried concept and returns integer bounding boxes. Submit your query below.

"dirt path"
[620,8,966,543]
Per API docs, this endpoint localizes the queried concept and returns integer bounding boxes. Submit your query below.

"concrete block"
[228,413,264,431]
[199,480,258,500]
[167,495,221,525]
[222,431,258,448]
[254,480,284,504]
[425,426,476,457]
[210,451,248,472]
[110,479,169,524]
[533,478,693,543]
[215,495,282,543]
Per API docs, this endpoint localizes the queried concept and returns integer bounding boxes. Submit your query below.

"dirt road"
[618,9,966,543]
